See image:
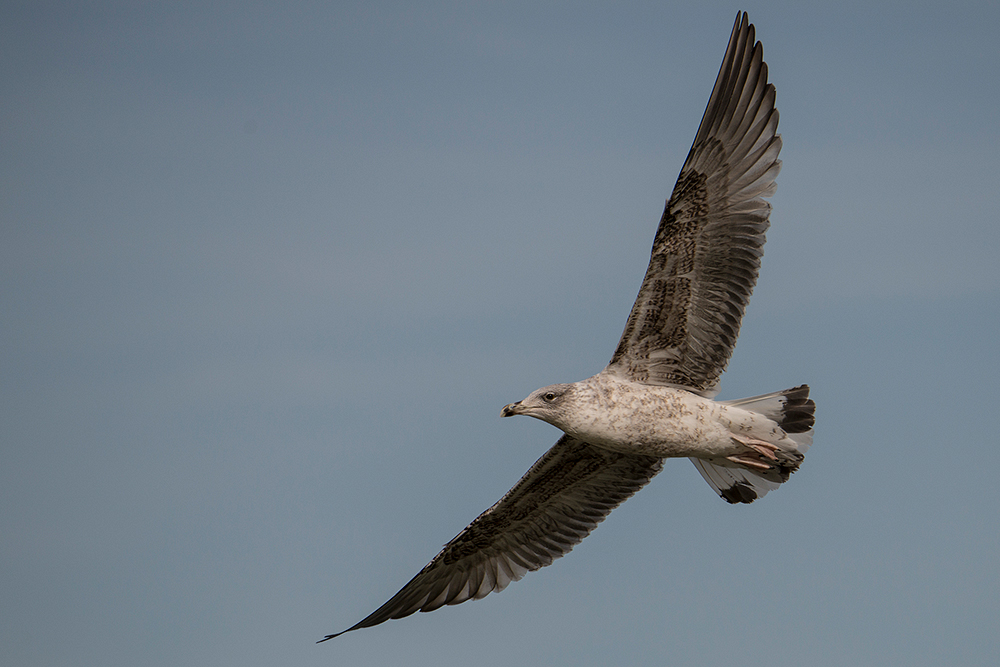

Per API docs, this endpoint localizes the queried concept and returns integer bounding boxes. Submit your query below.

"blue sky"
[3,2,999,665]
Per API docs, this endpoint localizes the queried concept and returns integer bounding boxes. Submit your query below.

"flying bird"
[321,11,814,642]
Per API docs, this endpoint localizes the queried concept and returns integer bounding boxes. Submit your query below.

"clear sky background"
[3,2,999,666]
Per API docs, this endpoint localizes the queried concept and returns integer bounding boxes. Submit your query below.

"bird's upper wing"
[320,436,662,640]
[608,12,781,395]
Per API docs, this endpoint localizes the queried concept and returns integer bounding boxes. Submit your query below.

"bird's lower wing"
[320,435,662,640]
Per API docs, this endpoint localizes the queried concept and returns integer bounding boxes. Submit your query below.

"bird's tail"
[691,385,815,504]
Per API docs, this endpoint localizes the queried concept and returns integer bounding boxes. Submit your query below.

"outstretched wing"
[320,436,662,640]
[608,12,781,395]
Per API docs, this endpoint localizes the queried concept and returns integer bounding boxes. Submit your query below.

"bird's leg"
[731,434,779,459]
[725,455,772,470]
[727,434,781,470]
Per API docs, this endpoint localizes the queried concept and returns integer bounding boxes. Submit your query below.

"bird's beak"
[500,401,522,418]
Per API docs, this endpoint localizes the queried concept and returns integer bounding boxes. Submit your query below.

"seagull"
[321,11,814,642]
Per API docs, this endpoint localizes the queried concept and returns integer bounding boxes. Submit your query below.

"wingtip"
[737,10,750,33]
[317,631,343,643]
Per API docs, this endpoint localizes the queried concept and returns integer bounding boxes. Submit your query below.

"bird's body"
[504,372,794,460]
[321,12,815,642]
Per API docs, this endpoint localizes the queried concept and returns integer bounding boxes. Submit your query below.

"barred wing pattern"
[609,12,781,395]
[320,436,662,640]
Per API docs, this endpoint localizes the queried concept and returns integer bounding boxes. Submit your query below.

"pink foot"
[727,434,782,470]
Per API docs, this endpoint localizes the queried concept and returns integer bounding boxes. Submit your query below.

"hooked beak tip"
[501,402,521,418]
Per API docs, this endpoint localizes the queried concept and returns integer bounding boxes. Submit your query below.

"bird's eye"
[543,392,556,402]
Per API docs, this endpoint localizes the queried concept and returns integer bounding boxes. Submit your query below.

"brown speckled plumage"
[322,13,815,642]
[609,16,780,394]
[321,437,662,639]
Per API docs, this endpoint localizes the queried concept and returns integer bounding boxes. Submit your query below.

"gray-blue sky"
[3,2,999,665]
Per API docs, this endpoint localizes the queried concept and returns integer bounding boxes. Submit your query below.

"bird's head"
[500,383,577,428]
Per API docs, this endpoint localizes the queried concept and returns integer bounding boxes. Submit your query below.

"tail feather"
[694,385,815,504]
